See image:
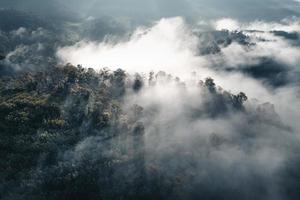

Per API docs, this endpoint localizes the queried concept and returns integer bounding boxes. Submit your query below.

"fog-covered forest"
[1,1,300,200]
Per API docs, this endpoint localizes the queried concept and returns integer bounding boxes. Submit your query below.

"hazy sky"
[1,0,300,22]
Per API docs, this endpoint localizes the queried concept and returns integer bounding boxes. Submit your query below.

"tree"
[205,77,216,93]
[133,74,143,92]
[0,53,5,60]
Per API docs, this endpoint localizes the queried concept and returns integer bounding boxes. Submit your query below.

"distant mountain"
[0,0,79,21]
[0,9,52,32]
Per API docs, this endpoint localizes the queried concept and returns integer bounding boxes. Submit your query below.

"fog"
[1,1,300,199]
[56,15,300,199]
[57,16,300,95]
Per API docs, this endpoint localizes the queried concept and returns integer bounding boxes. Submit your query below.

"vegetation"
[0,64,250,200]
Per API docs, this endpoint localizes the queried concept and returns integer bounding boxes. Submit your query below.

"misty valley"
[1,1,300,200]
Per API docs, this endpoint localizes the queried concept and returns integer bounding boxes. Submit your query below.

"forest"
[1,1,300,199]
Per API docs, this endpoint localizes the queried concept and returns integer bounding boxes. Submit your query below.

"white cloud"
[55,16,300,198]
[57,16,300,108]
[214,17,300,32]
[214,18,240,31]
[57,17,207,79]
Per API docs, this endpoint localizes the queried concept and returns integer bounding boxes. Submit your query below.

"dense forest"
[1,64,298,200]
[0,63,245,199]
[1,3,300,200]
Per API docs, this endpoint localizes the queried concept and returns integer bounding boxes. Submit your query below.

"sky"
[1,0,300,22]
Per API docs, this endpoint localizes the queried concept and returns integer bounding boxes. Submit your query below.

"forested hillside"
[1,2,300,199]
[0,63,248,199]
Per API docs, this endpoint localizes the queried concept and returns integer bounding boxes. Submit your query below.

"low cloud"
[57,17,300,95]
[57,17,207,78]
[57,18,300,199]
[2,2,300,199]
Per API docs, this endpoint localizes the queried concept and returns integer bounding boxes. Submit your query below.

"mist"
[1,1,300,200]
[56,15,300,199]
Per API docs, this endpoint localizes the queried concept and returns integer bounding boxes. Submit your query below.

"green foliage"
[0,65,249,199]
[0,65,145,199]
